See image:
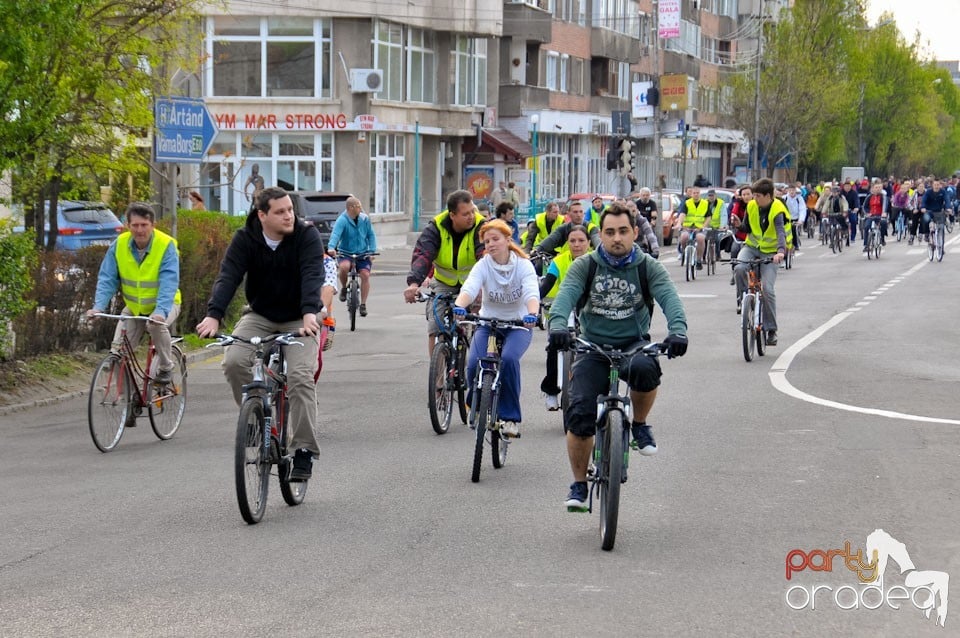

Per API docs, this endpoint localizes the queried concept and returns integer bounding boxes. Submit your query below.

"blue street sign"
[154,97,218,163]
[678,118,685,133]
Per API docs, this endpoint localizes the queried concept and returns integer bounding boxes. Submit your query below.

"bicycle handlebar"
[731,258,775,265]
[91,312,164,325]
[335,250,379,259]
[569,338,667,360]
[205,333,304,349]
[462,314,528,328]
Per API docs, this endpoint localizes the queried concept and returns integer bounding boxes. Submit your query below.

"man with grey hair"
[327,196,378,317]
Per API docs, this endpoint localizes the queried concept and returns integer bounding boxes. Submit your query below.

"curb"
[0,347,222,417]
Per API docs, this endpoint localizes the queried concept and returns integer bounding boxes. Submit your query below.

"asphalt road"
[2,234,959,637]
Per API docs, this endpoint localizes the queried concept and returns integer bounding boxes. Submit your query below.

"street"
[1,235,959,637]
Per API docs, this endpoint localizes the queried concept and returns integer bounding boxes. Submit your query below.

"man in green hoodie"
[546,202,688,512]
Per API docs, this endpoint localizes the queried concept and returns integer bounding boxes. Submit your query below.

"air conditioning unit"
[350,69,383,93]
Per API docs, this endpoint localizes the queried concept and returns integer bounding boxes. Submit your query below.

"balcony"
[498,84,551,117]
[589,91,629,116]
[502,3,552,44]
[590,29,642,64]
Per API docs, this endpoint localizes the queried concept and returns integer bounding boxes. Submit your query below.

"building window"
[592,0,639,37]
[664,20,701,58]
[370,133,405,214]
[560,54,569,93]
[571,57,584,95]
[546,52,559,91]
[617,61,630,99]
[407,28,436,103]
[555,0,585,25]
[451,36,487,106]
[209,16,331,98]
[717,0,737,20]
[373,21,404,101]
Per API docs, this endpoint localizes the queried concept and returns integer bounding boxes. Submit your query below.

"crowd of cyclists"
[89,171,956,511]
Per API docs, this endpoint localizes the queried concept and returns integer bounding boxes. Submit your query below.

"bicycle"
[419,290,471,435]
[565,338,668,551]
[928,217,946,262]
[336,250,379,332]
[829,218,845,254]
[864,216,883,260]
[462,314,527,483]
[87,314,187,453]
[208,332,308,524]
[704,229,718,276]
[680,229,698,281]
[894,210,907,242]
[734,258,774,362]
[805,214,816,240]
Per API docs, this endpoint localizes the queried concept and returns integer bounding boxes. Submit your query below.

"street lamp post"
[530,114,539,220]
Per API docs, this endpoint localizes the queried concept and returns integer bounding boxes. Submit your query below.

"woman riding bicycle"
[537,224,592,411]
[452,219,539,439]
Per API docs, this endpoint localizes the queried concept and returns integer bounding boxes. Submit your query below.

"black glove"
[663,333,688,359]
[548,329,572,351]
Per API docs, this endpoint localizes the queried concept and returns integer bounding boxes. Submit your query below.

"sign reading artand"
[658,0,680,39]
[154,97,218,163]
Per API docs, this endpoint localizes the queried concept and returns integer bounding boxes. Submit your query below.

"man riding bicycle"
[196,187,326,482]
[862,181,888,251]
[677,186,717,270]
[86,202,181,384]
[327,196,378,317]
[732,178,790,346]
[546,203,688,511]
[403,189,486,356]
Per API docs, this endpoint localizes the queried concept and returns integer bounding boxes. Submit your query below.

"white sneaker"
[544,394,560,411]
[500,421,520,438]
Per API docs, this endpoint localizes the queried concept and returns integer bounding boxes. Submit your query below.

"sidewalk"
[371,246,412,277]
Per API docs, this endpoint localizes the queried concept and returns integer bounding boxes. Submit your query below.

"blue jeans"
[466,324,533,423]
[862,217,887,246]
[848,212,859,241]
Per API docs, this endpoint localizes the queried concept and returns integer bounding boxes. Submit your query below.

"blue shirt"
[94,232,180,318]
[327,211,378,255]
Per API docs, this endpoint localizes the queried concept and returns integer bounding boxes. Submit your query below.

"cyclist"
[908,181,926,244]
[784,184,806,250]
[538,224,592,411]
[624,199,661,258]
[534,200,600,256]
[587,194,608,227]
[546,202,688,511]
[403,189,486,357]
[327,196,378,318]
[727,186,752,295]
[732,178,789,346]
[817,184,849,245]
[920,179,947,244]
[677,186,713,270]
[634,187,658,227]
[196,187,325,482]
[86,202,181,385]
[891,179,911,238]
[452,219,539,438]
[862,181,889,251]
[842,181,860,245]
[523,200,564,257]
[494,201,520,243]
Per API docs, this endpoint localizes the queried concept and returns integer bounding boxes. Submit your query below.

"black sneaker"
[696,261,703,270]
[736,298,742,315]
[154,368,173,384]
[359,304,367,317]
[565,481,588,512]
[289,449,313,482]
[766,330,778,346]
[631,424,657,456]
[338,288,347,302]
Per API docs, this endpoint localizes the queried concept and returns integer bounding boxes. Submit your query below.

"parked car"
[287,191,353,248]
[660,190,683,246]
[14,200,124,250]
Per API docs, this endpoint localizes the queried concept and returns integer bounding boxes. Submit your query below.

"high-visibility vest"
[683,198,709,228]
[708,200,724,229]
[432,210,484,286]
[115,230,181,316]
[745,198,793,253]
[533,212,563,245]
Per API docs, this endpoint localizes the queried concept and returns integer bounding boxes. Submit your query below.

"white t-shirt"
[459,253,539,320]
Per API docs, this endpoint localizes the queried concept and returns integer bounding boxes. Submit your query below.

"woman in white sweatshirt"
[454,219,540,438]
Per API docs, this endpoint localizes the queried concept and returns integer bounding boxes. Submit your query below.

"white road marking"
[679,294,717,298]
[769,258,960,424]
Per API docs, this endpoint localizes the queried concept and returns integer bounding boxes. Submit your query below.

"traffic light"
[618,137,633,176]
[606,136,621,170]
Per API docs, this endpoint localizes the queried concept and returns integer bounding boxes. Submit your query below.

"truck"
[841,166,865,184]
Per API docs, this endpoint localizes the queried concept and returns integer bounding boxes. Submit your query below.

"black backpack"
[575,255,654,320]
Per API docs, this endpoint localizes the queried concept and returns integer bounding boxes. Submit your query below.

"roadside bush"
[157,210,247,331]
[0,221,39,359]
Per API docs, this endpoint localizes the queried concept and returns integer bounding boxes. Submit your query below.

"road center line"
[768,258,960,425]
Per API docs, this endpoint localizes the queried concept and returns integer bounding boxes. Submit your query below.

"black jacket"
[206,210,325,323]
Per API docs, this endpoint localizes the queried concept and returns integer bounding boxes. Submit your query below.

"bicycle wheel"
[88,354,131,452]
[599,410,625,551]
[348,279,359,332]
[279,450,309,506]
[928,238,935,261]
[428,341,454,434]
[866,233,873,260]
[684,246,696,281]
[455,340,468,424]
[148,345,187,440]
[755,296,766,357]
[490,391,508,469]
[830,230,837,254]
[706,242,716,275]
[235,398,270,524]
[471,374,493,483]
[896,218,905,242]
[947,218,955,234]
[874,233,882,259]
[937,229,945,261]
[560,349,574,421]
[784,249,792,270]
[741,294,755,362]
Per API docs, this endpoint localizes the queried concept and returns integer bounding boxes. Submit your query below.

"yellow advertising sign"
[660,74,688,111]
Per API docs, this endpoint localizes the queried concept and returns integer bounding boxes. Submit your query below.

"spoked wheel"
[491,430,508,469]
[455,342,468,424]
[235,399,270,524]
[149,345,187,440]
[837,232,843,253]
[928,238,935,261]
[784,249,793,270]
[830,231,837,254]
[347,279,359,331]
[896,219,905,242]
[684,246,696,281]
[741,294,755,362]
[866,235,873,260]
[560,349,574,425]
[428,342,454,434]
[937,230,945,262]
[88,354,131,452]
[279,455,309,506]
[599,411,624,551]
[706,243,716,275]
[471,375,493,483]
[947,219,955,234]
[874,235,882,260]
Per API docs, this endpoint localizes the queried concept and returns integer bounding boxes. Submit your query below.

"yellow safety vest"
[708,200,724,229]
[546,249,587,298]
[534,212,563,245]
[432,210,484,286]
[745,199,793,253]
[683,198,709,228]
[115,230,181,316]
[587,206,607,228]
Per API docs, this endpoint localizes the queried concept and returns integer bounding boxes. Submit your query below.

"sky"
[866,0,960,61]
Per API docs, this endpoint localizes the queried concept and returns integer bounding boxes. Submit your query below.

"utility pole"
[652,0,663,244]
[752,0,764,182]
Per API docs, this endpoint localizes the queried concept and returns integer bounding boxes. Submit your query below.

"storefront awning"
[480,128,533,160]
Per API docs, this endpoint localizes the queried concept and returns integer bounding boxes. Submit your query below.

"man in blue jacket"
[327,196,378,317]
